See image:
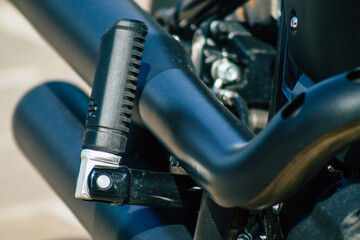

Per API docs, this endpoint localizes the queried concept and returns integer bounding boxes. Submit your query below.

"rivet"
[96,174,112,189]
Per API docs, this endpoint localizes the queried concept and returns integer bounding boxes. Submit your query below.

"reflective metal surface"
[75,149,121,200]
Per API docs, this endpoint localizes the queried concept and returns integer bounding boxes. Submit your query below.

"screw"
[290,16,298,30]
[96,174,112,189]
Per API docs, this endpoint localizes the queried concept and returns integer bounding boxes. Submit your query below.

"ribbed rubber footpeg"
[76,19,148,200]
[82,19,148,155]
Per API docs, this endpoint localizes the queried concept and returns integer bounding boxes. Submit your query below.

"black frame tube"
[11,0,360,210]
[10,0,193,125]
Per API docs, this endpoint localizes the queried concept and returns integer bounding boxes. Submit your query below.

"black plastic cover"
[285,0,360,81]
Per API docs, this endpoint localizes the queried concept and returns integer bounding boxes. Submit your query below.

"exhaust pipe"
[12,81,192,240]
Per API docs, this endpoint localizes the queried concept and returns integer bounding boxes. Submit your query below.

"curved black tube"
[11,0,360,209]
[10,0,193,124]
[12,82,192,239]
[140,69,360,208]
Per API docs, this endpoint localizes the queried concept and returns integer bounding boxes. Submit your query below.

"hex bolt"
[212,58,241,83]
[290,16,298,30]
[96,174,112,190]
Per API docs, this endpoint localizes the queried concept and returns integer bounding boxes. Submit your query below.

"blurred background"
[0,0,166,239]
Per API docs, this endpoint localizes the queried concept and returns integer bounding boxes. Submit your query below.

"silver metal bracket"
[75,149,121,200]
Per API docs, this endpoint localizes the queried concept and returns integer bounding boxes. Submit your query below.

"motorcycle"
[10,0,360,239]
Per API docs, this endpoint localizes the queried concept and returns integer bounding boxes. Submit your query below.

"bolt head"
[96,174,112,189]
[290,16,298,30]
[212,59,241,82]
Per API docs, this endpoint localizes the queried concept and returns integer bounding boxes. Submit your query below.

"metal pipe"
[10,0,193,124]
[8,0,254,207]
[12,82,192,239]
[11,0,360,210]
[140,69,360,208]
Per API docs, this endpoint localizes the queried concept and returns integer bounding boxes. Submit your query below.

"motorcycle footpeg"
[75,18,148,200]
[75,149,121,200]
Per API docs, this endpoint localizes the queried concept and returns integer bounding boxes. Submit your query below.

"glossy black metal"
[140,68,360,208]
[11,0,360,210]
[10,0,193,125]
[156,0,248,38]
[268,0,289,118]
[89,167,202,208]
[9,0,254,206]
[210,21,276,107]
[285,0,360,82]
[12,82,192,240]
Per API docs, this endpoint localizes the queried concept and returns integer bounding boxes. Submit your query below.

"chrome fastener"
[96,174,112,189]
[290,16,298,30]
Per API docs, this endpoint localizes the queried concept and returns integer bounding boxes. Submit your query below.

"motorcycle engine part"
[211,58,242,83]
[211,86,250,127]
[285,0,360,82]
[287,183,360,240]
[155,0,248,38]
[248,109,268,132]
[76,19,147,200]
[207,21,276,107]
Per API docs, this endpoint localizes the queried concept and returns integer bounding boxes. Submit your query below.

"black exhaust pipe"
[12,82,192,240]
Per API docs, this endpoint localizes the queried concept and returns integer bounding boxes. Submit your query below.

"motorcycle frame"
[11,0,360,239]
[10,0,235,239]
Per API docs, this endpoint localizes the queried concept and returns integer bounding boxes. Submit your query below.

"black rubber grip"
[82,19,148,155]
